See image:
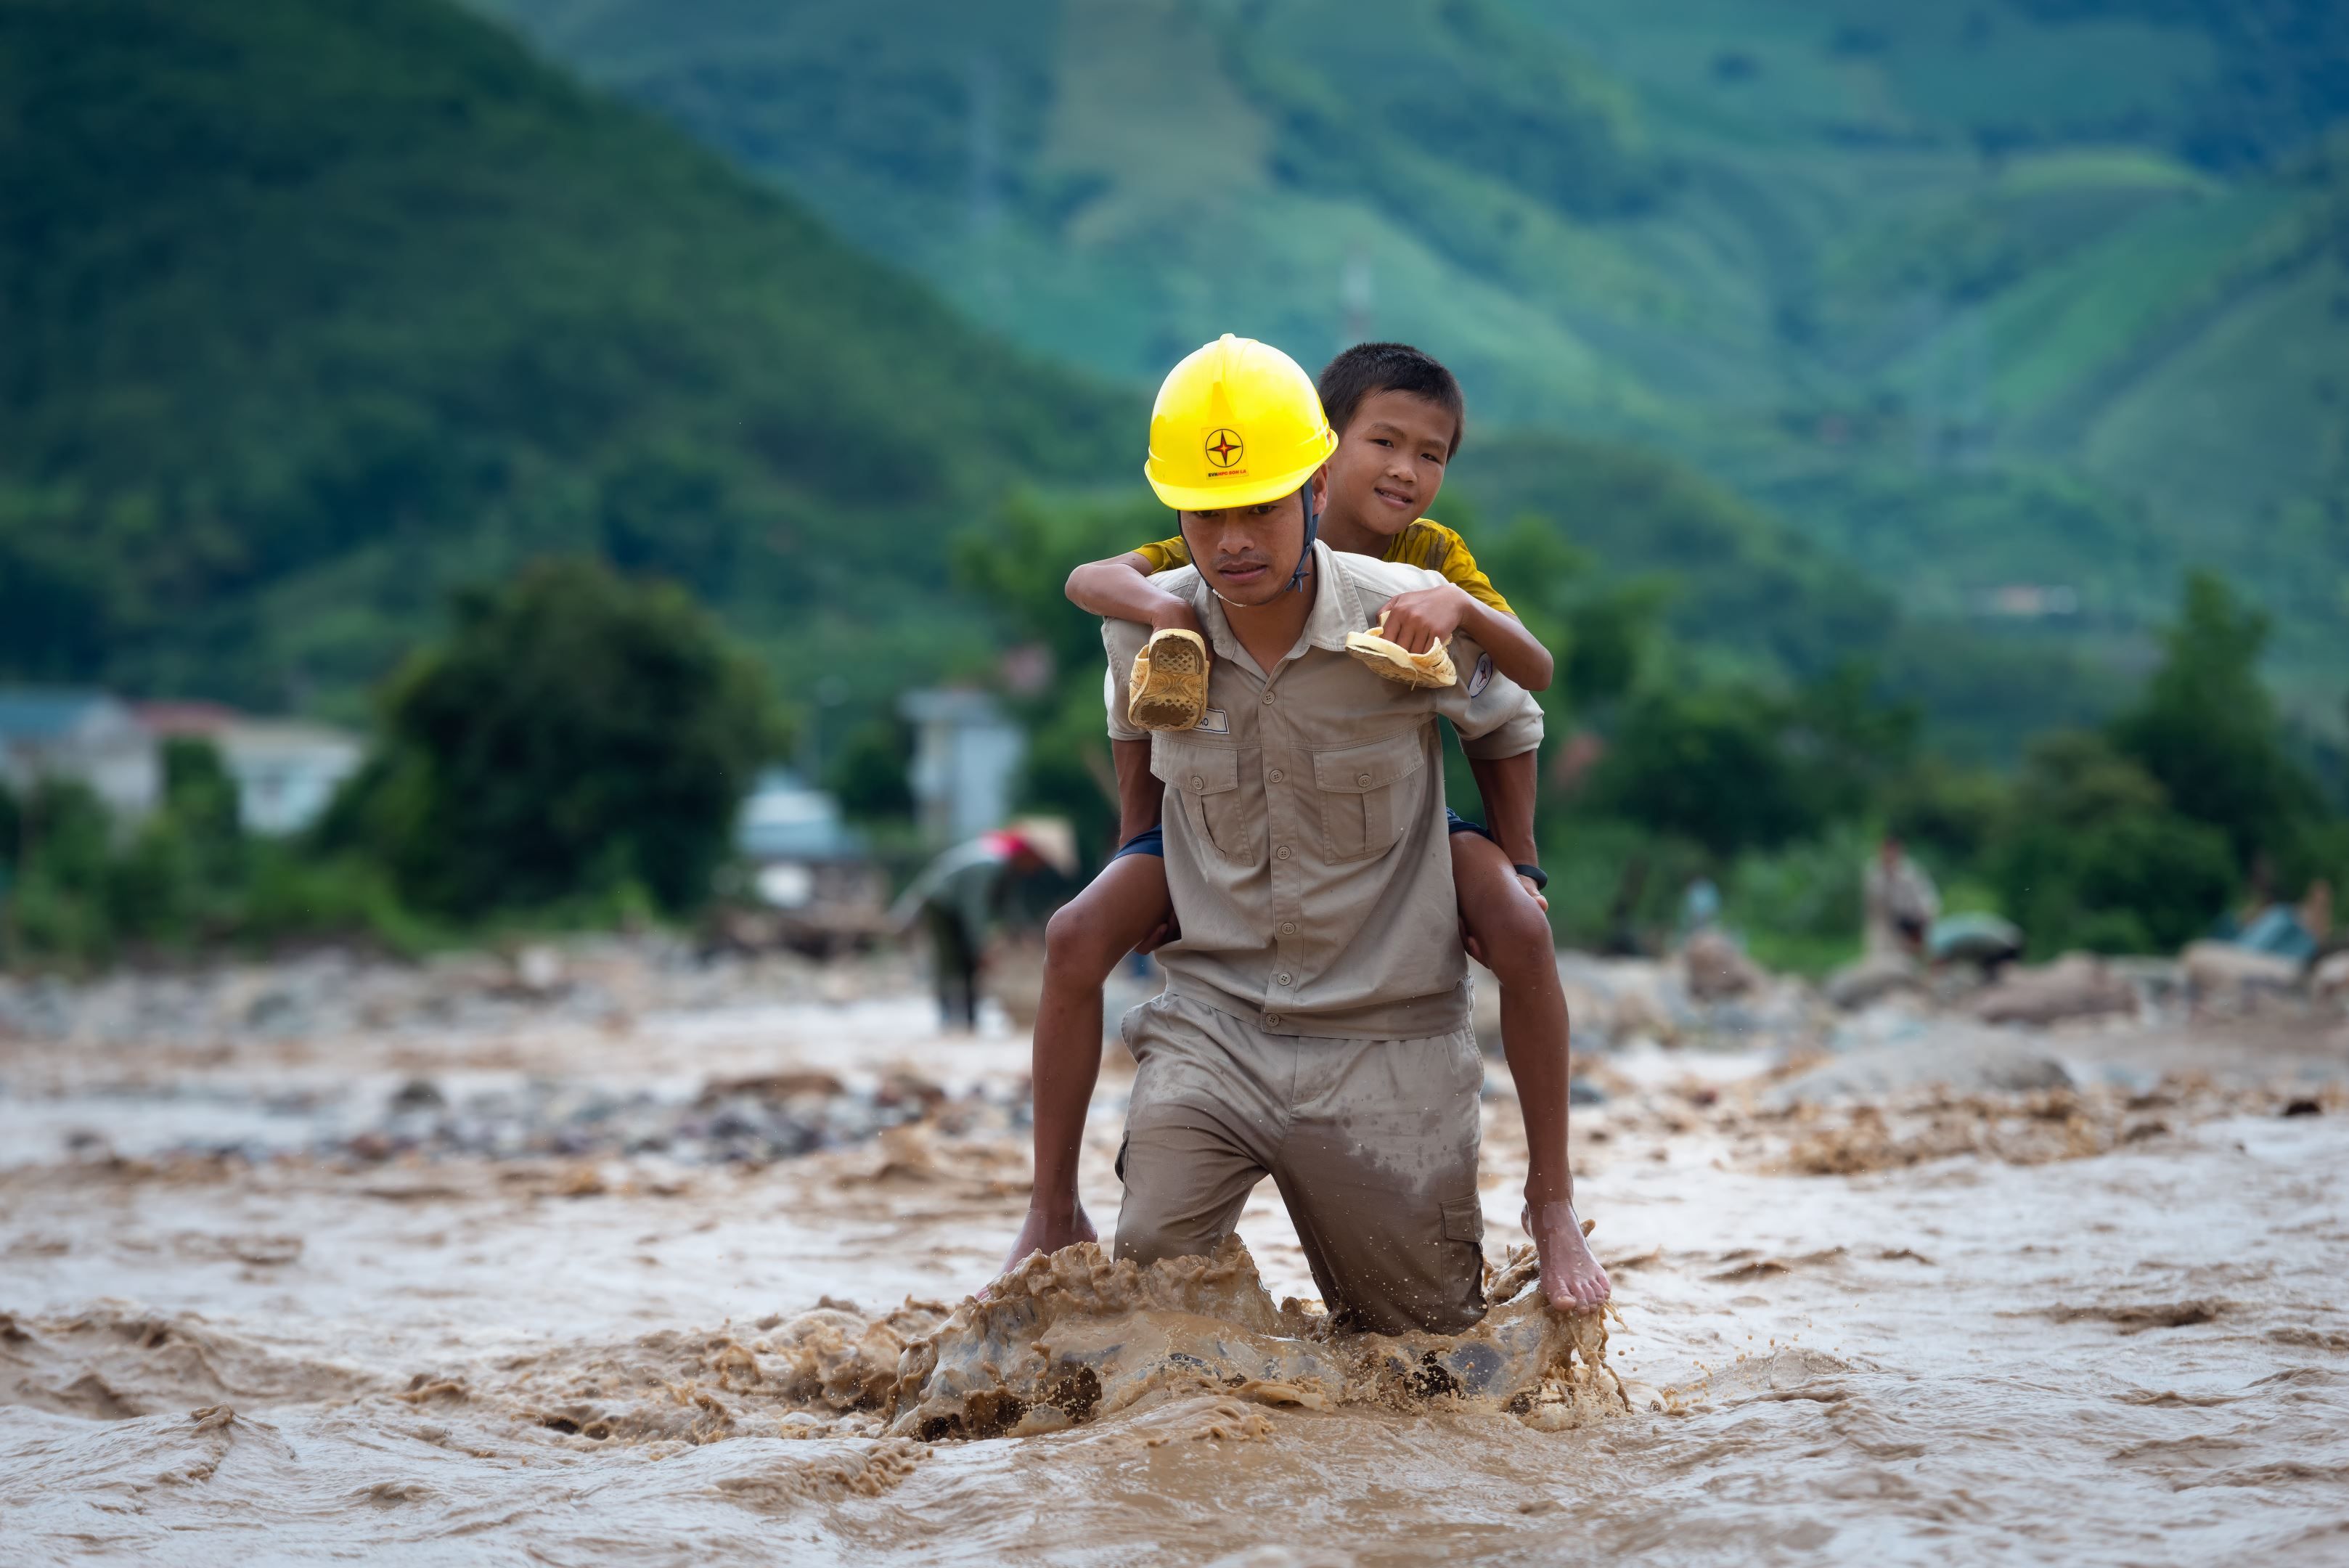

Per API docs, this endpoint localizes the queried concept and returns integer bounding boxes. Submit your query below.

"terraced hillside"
[479,0,2349,698]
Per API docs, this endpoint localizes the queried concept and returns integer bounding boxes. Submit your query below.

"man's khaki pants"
[1114,992,1487,1335]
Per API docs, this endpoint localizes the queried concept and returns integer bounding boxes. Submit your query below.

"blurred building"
[899,688,1025,846]
[136,705,364,836]
[738,768,867,905]
[733,767,885,955]
[0,690,162,821]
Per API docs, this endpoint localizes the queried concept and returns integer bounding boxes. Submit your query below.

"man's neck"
[1220,566,1319,677]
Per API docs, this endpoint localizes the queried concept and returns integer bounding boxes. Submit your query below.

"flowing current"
[3,976,2347,1565]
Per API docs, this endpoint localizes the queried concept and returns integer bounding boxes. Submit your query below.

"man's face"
[1178,470,1328,607]
[1324,388,1458,536]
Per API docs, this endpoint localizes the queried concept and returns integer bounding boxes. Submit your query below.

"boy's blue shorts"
[1109,825,1164,862]
[1446,809,1495,843]
[1109,811,1490,862]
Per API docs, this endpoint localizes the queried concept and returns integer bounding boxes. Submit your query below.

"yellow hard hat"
[1145,333,1338,513]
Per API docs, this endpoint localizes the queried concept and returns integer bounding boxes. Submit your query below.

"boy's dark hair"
[1318,342,1466,457]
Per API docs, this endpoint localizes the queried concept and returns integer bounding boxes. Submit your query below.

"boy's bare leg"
[1452,828,1611,1310]
[1001,851,1174,1275]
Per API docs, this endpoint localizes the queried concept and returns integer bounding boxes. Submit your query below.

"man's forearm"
[1069,558,1193,629]
[1467,749,1541,867]
[1458,600,1553,693]
[1113,738,1162,844]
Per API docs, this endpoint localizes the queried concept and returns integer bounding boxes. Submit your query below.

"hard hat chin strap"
[1286,481,1318,594]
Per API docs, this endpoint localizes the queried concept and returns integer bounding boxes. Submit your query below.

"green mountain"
[476,0,2349,704]
[0,0,1127,714]
[0,0,2093,757]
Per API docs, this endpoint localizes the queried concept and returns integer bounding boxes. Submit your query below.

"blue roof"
[737,770,866,862]
[0,690,114,742]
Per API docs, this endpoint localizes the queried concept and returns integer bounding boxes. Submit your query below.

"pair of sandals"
[1126,618,1457,732]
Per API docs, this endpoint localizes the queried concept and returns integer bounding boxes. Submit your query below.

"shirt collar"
[1302,543,1370,653]
[1186,542,1364,673]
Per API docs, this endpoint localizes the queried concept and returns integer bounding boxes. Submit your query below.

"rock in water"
[2182,941,2302,1003]
[1765,1031,2073,1109]
[1682,931,1765,1001]
[1970,954,2135,1025]
[1825,952,1923,1010]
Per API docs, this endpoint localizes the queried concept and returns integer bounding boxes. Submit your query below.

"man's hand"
[1377,584,1473,655]
[998,1199,1098,1279]
[1134,913,1181,955]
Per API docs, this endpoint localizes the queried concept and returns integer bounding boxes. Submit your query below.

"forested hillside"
[480,0,2349,700]
[0,0,2092,753]
[0,0,1126,714]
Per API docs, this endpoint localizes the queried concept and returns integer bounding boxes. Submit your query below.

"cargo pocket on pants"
[1440,1197,1487,1318]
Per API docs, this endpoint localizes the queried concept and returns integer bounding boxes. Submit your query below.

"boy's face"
[1178,471,1328,608]
[1325,388,1458,536]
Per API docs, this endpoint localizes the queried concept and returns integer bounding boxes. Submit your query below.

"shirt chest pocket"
[1153,739,1260,865]
[1312,729,1430,862]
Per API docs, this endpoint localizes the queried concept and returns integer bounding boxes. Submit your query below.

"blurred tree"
[955,491,1167,857]
[329,557,783,918]
[160,739,242,857]
[825,715,916,821]
[1470,512,1664,714]
[1884,760,2009,865]
[3,780,118,964]
[954,491,1160,678]
[97,739,250,949]
[1990,731,2237,955]
[1590,685,1816,859]
[1783,661,1921,822]
[2109,571,2326,876]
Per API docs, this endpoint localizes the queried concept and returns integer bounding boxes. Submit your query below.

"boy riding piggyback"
[1005,335,1608,1323]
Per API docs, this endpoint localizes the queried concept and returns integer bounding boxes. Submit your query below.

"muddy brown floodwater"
[3,980,2348,1565]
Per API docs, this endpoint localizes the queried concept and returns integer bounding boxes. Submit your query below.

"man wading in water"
[1005,335,1609,1330]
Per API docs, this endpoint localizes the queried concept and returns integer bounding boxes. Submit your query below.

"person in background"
[1864,834,1940,958]
[2301,879,2333,948]
[893,820,1078,1031]
[1678,875,1721,942]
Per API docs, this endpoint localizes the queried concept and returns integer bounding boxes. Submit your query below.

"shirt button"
[1267,768,1284,783]
[1190,775,1205,791]
[1261,691,1276,705]
[1276,973,1292,987]
[1265,1015,1282,1029]
[1275,846,1291,861]
[1279,921,1296,936]
[1356,772,1372,786]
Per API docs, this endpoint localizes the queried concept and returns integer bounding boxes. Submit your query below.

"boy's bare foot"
[999,1201,1098,1278]
[1523,1199,1611,1310]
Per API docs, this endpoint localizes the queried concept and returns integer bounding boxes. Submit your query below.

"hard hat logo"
[1204,428,1246,472]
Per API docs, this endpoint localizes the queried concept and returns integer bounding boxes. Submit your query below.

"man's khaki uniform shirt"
[1103,541,1545,1040]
